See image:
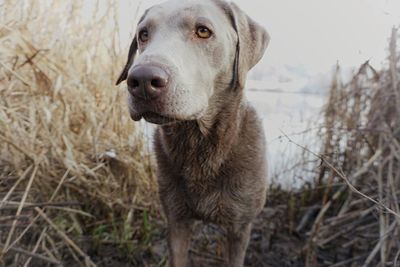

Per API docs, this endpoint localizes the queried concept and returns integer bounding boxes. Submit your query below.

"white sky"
[234,0,400,73]
[122,0,400,75]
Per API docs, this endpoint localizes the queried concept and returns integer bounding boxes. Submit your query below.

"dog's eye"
[196,26,212,39]
[139,29,149,42]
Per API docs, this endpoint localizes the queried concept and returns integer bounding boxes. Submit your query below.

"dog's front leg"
[227,223,252,267]
[168,219,194,267]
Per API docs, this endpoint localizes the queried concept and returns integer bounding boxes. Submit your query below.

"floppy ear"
[116,9,151,86]
[224,2,270,88]
[116,36,138,85]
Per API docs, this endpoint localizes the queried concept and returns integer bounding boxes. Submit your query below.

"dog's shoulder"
[238,100,266,146]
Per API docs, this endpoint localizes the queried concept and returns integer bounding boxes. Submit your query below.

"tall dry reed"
[0,1,158,266]
[303,28,400,267]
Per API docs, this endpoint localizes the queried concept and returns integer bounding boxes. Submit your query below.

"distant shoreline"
[247,88,325,96]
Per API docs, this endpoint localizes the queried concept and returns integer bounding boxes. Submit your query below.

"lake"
[139,80,327,189]
[247,86,326,188]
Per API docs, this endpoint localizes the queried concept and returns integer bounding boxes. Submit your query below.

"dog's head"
[116,0,270,125]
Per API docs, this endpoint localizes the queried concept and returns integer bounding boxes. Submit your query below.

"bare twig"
[362,221,397,267]
[34,207,97,267]
[282,132,400,219]
[0,243,61,265]
[2,165,38,254]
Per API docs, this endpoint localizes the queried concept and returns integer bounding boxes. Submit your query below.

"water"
[246,87,326,188]
[140,81,327,189]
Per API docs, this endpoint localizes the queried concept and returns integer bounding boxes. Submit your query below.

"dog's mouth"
[128,96,207,125]
[130,111,177,125]
[142,112,177,125]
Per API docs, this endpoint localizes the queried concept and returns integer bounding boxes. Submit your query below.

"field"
[1,1,400,267]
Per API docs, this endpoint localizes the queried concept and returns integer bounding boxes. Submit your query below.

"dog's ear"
[116,36,138,85]
[223,2,270,88]
[116,9,151,86]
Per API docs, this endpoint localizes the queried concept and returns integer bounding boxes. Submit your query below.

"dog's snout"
[127,65,169,100]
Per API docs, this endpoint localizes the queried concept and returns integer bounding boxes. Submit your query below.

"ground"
[60,189,309,267]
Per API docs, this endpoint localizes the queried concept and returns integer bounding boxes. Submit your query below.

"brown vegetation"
[301,28,400,266]
[0,2,159,266]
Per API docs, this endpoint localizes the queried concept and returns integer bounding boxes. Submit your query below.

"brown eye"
[139,29,149,42]
[196,26,212,39]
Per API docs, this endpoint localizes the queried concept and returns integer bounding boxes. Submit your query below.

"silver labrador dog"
[116,0,269,266]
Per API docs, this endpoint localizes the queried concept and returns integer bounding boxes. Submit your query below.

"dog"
[116,0,269,266]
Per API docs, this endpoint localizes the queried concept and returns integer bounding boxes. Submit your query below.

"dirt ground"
[7,184,389,267]
[57,190,309,267]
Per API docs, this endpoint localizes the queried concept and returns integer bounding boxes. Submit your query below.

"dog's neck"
[159,88,245,180]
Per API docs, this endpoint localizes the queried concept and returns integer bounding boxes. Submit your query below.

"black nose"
[127,65,169,100]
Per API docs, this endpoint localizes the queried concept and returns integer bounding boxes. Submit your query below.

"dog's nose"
[127,65,169,100]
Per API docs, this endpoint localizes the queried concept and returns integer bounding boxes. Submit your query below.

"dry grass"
[0,1,159,266]
[298,28,400,267]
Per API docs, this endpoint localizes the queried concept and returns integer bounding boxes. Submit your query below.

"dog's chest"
[155,125,252,224]
[182,176,243,225]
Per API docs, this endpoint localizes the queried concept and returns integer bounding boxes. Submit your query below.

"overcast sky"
[119,0,400,76]
[234,0,400,73]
